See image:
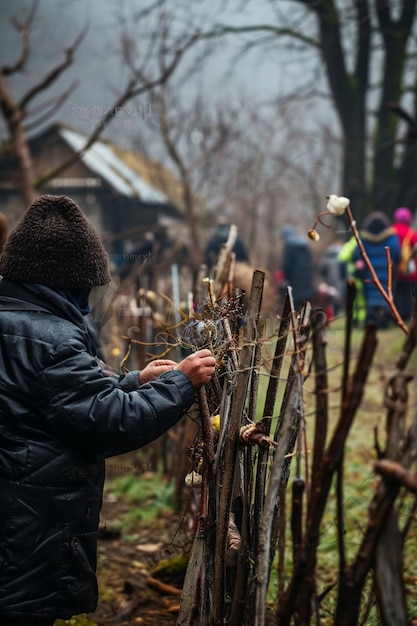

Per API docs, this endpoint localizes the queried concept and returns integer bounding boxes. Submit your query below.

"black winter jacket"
[0,280,195,619]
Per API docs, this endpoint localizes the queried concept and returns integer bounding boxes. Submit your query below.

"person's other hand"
[176,349,216,389]
[139,359,177,384]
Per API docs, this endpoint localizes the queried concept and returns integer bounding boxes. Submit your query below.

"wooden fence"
[105,225,417,625]
[174,270,417,626]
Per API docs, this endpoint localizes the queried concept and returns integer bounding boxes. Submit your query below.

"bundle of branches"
[176,238,316,624]
[176,256,417,624]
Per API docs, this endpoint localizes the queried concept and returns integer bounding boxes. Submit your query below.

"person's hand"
[176,348,216,389]
[139,359,177,384]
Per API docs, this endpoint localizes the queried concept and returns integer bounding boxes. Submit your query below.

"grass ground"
[262,314,417,624]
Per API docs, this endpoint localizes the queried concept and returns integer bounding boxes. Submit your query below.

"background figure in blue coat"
[353,211,401,329]
[0,194,216,626]
[280,224,315,310]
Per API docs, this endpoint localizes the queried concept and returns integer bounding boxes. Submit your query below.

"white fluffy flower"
[326,194,350,215]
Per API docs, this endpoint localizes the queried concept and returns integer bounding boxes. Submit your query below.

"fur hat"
[0,194,111,288]
[393,207,412,225]
[361,211,391,235]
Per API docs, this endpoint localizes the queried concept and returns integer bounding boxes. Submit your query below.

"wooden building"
[0,123,186,265]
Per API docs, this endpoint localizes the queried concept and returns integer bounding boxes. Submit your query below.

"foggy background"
[0,0,334,145]
[0,0,342,269]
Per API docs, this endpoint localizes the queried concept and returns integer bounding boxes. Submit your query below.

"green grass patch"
[104,470,175,531]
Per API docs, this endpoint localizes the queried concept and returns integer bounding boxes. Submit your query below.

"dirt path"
[86,484,190,626]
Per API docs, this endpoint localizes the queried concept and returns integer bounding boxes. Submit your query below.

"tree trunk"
[371,1,415,214]
[0,72,36,207]
[312,0,369,220]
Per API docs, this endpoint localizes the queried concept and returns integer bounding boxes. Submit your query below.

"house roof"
[0,123,206,222]
[58,126,168,204]
[57,125,208,217]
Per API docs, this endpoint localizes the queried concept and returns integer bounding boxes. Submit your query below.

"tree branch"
[20,25,87,111]
[24,82,78,133]
[2,0,39,75]
[201,23,319,48]
[34,31,200,189]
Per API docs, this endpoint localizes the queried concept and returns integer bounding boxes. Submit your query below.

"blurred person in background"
[353,211,401,329]
[338,235,366,326]
[391,206,417,321]
[204,221,249,273]
[280,224,315,310]
[317,237,346,316]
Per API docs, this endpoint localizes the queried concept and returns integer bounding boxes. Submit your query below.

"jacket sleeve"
[117,370,142,392]
[33,338,196,457]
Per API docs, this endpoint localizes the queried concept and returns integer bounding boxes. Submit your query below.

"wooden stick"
[146,575,182,596]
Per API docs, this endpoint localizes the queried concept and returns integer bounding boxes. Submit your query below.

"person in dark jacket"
[204,222,248,272]
[0,194,216,626]
[280,224,315,310]
[353,211,401,328]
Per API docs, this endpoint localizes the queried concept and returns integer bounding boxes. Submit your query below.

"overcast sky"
[0,0,327,145]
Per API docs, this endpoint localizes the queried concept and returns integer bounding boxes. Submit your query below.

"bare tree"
[190,0,417,220]
[130,82,252,280]
[0,1,86,205]
[0,0,201,210]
